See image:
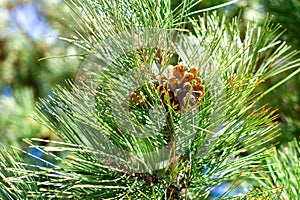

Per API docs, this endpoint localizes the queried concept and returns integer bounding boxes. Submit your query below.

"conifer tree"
[1,1,300,199]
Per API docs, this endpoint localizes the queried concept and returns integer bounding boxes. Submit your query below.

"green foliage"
[248,138,300,199]
[0,1,79,98]
[258,0,300,142]
[261,0,300,49]
[0,88,44,148]
[0,1,80,147]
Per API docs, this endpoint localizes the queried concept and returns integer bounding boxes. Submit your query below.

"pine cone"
[157,63,205,113]
[129,63,205,113]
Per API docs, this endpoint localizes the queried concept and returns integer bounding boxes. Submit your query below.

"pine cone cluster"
[157,63,205,112]
[129,63,205,113]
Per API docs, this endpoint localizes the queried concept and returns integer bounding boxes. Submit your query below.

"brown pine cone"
[157,63,205,113]
[129,63,205,113]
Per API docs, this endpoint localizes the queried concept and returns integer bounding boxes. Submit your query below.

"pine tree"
[1,1,300,199]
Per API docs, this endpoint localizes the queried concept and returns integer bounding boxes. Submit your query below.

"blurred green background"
[0,0,299,149]
[0,0,81,148]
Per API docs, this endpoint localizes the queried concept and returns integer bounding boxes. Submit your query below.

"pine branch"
[1,1,300,199]
[246,138,300,199]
